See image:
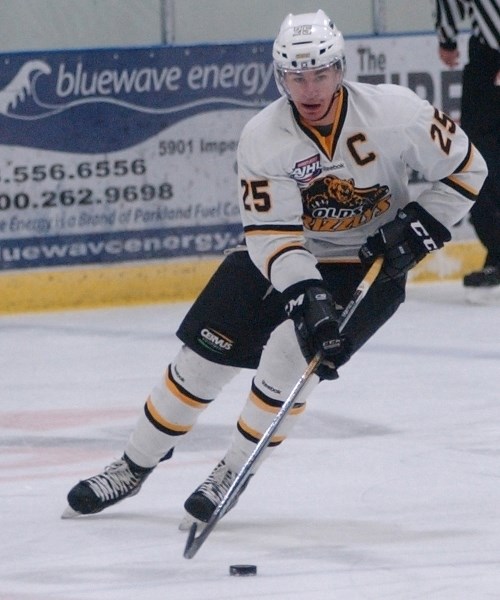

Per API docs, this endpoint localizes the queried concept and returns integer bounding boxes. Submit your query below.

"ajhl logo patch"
[290,154,322,184]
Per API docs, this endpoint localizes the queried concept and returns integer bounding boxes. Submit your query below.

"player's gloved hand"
[284,281,346,380]
[358,202,451,280]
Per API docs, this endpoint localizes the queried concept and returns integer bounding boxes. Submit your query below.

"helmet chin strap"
[315,86,341,122]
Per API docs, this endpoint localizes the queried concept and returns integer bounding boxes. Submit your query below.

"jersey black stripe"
[453,140,473,174]
[332,87,349,156]
[244,224,303,234]
[291,86,349,161]
[267,245,311,280]
[441,176,478,200]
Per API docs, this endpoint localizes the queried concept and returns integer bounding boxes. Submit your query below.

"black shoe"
[463,266,500,288]
[62,455,153,517]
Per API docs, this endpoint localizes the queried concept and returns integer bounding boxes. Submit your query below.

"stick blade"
[183,522,199,559]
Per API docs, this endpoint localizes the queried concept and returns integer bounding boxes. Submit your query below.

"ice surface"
[0,281,499,599]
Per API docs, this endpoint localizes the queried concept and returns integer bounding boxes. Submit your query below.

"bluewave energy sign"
[0,33,468,271]
[0,44,275,270]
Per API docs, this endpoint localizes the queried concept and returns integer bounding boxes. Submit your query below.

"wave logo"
[0,60,52,120]
[0,57,273,121]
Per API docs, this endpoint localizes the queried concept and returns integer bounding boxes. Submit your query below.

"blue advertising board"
[0,42,277,271]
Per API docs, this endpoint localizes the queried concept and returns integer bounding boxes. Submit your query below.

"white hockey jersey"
[237,80,487,293]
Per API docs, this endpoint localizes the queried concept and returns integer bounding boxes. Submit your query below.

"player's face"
[284,66,342,125]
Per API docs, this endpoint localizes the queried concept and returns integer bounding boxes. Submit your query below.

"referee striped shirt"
[435,0,500,50]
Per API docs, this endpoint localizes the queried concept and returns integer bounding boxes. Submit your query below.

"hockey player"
[63,10,487,528]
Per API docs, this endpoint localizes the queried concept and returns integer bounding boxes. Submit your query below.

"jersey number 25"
[430,108,456,155]
[241,179,271,212]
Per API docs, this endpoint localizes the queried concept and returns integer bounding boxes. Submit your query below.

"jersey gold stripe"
[317,257,362,264]
[266,242,310,280]
[442,174,480,200]
[145,396,192,435]
[453,141,474,174]
[293,87,348,160]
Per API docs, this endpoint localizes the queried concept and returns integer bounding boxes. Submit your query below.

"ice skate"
[62,455,153,518]
[179,460,250,531]
[464,266,500,305]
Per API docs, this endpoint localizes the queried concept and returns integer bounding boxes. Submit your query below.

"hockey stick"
[183,256,383,559]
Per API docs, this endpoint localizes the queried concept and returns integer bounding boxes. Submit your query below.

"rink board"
[0,240,486,314]
[0,32,482,315]
[0,257,221,314]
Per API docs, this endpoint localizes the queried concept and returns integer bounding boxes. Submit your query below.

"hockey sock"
[125,345,240,468]
[223,320,319,472]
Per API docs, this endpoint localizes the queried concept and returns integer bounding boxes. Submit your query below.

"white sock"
[125,346,240,468]
[223,320,319,472]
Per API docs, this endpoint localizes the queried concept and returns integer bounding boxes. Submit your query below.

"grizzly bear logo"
[301,175,392,231]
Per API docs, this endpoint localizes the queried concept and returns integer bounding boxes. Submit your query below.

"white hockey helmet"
[273,10,346,98]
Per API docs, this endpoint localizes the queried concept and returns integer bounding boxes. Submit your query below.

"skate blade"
[178,513,206,532]
[465,285,500,305]
[61,505,82,519]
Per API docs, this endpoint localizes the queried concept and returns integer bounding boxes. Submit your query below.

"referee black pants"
[461,36,500,267]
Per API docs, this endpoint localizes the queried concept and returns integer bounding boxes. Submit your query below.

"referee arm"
[435,0,465,66]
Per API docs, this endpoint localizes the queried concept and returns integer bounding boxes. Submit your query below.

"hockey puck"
[229,564,257,576]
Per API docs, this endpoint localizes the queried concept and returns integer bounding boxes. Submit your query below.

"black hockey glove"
[359,202,451,280]
[284,281,346,380]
